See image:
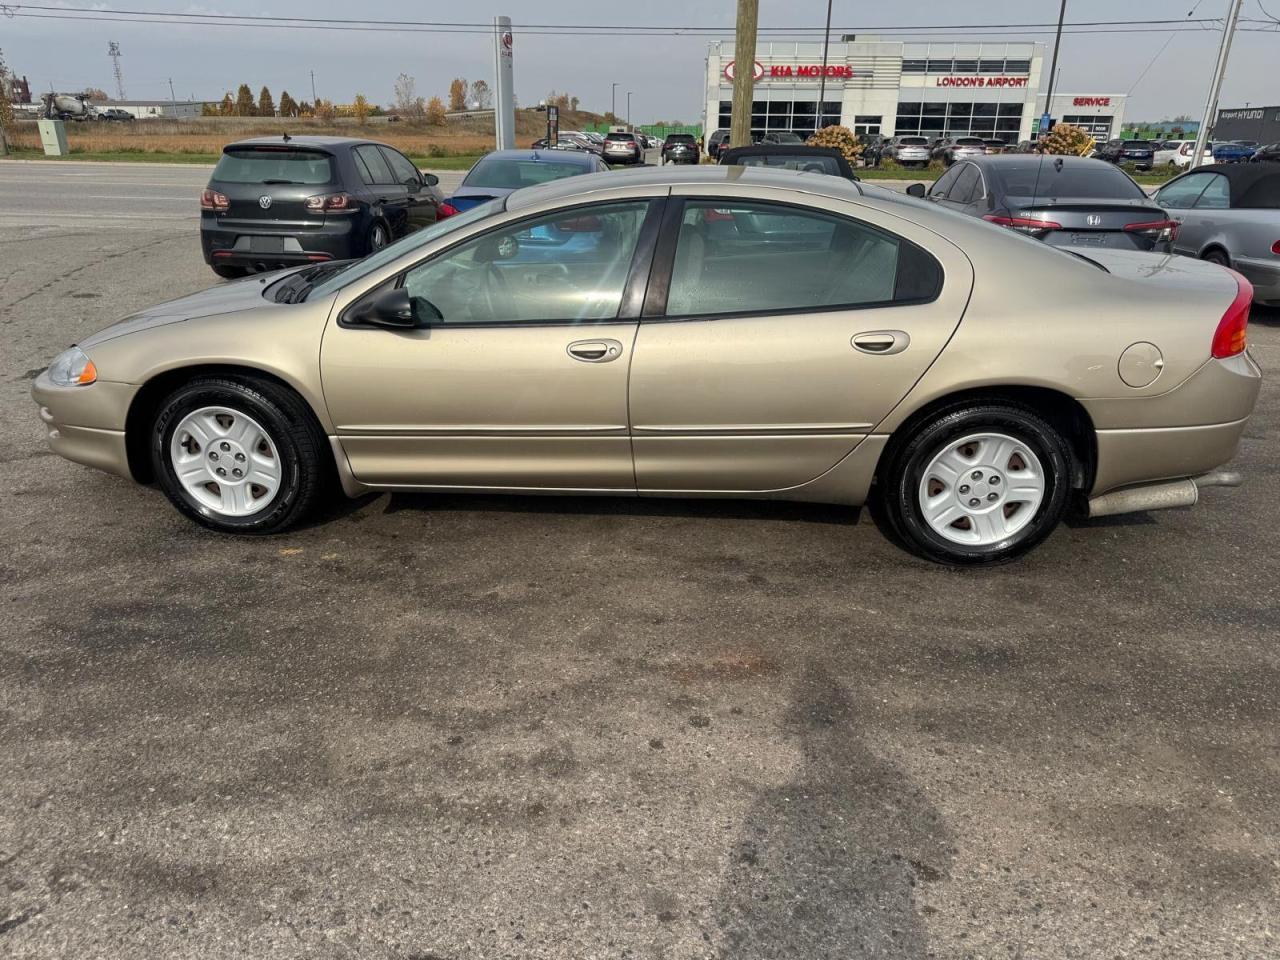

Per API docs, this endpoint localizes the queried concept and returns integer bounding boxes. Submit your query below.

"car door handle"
[852,331,910,355]
[567,339,623,363]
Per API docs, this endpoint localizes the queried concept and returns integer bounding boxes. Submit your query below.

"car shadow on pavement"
[710,660,950,957]
[376,491,861,526]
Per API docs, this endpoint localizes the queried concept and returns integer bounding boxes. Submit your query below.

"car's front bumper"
[1232,255,1280,304]
[31,372,138,481]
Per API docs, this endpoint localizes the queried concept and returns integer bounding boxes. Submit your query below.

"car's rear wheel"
[150,376,329,534]
[1202,248,1230,267]
[875,402,1073,565]
[367,220,390,254]
[212,264,248,280]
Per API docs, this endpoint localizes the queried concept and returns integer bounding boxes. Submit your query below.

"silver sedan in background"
[1155,163,1280,305]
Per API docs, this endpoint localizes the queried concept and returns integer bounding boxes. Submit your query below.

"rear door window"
[1156,172,1215,209]
[354,145,396,185]
[212,148,334,185]
[379,147,422,186]
[929,165,962,198]
[662,200,941,317]
[1193,173,1231,210]
[949,164,982,204]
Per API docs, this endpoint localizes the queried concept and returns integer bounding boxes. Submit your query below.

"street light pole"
[1190,0,1245,169]
[729,0,759,147]
[1042,0,1067,130]
[816,0,833,134]
[611,82,618,120]
[627,91,632,127]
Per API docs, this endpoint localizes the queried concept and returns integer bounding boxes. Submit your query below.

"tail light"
[304,192,356,213]
[1271,239,1280,255]
[199,189,229,212]
[1211,268,1253,359]
[983,214,1061,233]
[1123,219,1178,242]
[437,202,459,219]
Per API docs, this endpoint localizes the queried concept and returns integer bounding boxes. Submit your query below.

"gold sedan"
[32,167,1261,564]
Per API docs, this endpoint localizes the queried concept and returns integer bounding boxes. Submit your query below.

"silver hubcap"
[169,406,282,517]
[918,432,1046,546]
[371,225,387,248]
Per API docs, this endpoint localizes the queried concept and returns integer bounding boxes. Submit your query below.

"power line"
[5,5,1278,36]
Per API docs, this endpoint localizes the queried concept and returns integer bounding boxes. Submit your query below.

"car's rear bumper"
[31,372,138,482]
[200,214,359,270]
[1083,351,1262,496]
[1232,255,1280,304]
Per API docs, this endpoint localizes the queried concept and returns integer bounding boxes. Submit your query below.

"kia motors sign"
[766,64,862,79]
[1073,96,1112,107]
[722,60,765,82]
[935,76,1029,87]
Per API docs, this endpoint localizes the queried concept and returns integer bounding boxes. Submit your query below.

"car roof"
[476,149,598,165]
[505,164,864,212]
[225,135,373,151]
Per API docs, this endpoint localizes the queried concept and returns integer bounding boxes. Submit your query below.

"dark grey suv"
[200,136,444,278]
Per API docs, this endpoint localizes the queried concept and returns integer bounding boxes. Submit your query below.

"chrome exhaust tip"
[1086,471,1242,519]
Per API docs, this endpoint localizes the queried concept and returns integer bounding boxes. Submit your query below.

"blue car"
[1212,141,1257,163]
[447,149,609,213]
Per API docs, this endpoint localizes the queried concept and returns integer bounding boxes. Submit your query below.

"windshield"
[999,161,1146,201]
[1123,141,1155,149]
[461,157,590,189]
[306,200,500,299]
[668,135,695,143]
[956,138,986,146]
[213,148,333,185]
[899,137,928,146]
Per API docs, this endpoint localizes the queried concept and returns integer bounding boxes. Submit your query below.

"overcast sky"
[3,1,1277,121]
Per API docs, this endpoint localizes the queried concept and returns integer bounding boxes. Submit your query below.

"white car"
[1157,140,1214,168]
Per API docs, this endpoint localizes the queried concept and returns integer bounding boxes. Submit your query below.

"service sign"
[1073,96,1112,107]
[933,76,1029,88]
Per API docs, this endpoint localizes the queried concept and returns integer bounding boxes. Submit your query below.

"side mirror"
[906,183,927,198]
[351,287,417,329]
[424,172,439,187]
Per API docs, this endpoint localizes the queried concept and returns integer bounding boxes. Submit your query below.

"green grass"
[3,147,485,171]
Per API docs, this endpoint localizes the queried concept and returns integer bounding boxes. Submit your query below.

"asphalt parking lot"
[2,160,1279,959]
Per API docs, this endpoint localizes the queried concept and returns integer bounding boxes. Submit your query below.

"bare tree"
[394,73,417,115]
[470,79,492,110]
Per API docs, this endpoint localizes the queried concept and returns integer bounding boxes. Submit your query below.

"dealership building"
[703,38,1127,144]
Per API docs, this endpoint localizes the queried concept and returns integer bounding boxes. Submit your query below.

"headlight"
[47,346,97,386]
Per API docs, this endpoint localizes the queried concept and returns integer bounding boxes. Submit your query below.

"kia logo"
[258,196,272,209]
[1086,214,1102,226]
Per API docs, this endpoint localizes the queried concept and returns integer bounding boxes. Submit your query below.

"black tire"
[874,401,1073,565]
[212,264,249,280]
[1202,248,1230,267]
[150,376,330,534]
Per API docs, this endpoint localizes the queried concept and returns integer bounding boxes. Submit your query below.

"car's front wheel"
[875,402,1073,565]
[150,376,329,534]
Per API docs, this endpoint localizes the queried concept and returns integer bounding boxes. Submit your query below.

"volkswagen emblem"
[258,196,272,210]
[1086,214,1102,226]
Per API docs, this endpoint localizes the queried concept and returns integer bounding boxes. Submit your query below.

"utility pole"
[611,82,618,119]
[167,77,175,103]
[1041,0,1067,133]
[310,70,317,104]
[1191,0,1244,169]
[627,91,632,127]
[729,0,759,147]
[816,0,833,134]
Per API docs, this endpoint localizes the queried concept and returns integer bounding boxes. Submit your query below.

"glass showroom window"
[853,115,883,135]
[1062,114,1114,141]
